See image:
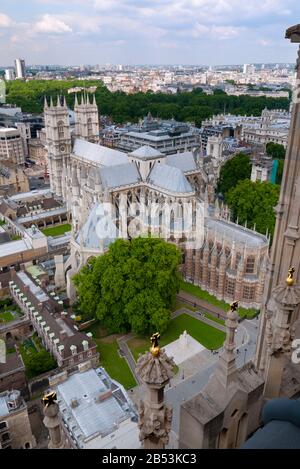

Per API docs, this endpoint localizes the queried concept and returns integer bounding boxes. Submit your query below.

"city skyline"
[0,0,299,66]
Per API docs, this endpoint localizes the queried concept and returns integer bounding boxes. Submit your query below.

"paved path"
[117,332,142,385]
[177,291,227,319]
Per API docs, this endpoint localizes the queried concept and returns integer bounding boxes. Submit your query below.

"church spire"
[44,96,48,109]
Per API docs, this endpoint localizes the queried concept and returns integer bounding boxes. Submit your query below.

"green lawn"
[173,299,225,326]
[180,281,258,319]
[0,311,14,323]
[128,313,226,361]
[41,223,71,237]
[94,337,137,390]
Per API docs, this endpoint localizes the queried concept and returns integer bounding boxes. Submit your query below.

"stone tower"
[44,96,71,198]
[42,391,65,449]
[255,25,300,372]
[136,333,174,449]
[74,93,100,143]
[263,267,300,399]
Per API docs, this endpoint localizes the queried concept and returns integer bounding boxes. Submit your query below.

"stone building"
[0,389,36,449]
[179,303,264,448]
[0,160,29,196]
[9,268,99,370]
[43,97,269,309]
[0,127,25,166]
[184,215,269,310]
[47,365,139,449]
[0,351,26,394]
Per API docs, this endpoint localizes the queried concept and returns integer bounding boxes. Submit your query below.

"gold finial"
[230,301,239,312]
[150,332,160,357]
[286,267,295,286]
[42,391,57,408]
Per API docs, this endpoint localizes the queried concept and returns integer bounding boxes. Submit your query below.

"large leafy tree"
[226,180,280,238]
[217,153,252,198]
[266,142,286,160]
[73,237,182,335]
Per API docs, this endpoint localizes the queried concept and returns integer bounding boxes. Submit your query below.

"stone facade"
[44,96,268,309]
[179,304,264,449]
[136,334,174,449]
[0,390,36,449]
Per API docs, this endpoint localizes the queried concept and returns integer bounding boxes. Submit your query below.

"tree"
[266,142,286,160]
[4,79,290,127]
[276,159,285,185]
[226,179,280,238]
[217,153,252,198]
[26,350,57,376]
[73,237,182,335]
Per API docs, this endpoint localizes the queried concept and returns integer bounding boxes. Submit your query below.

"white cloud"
[34,14,72,34]
[0,13,13,28]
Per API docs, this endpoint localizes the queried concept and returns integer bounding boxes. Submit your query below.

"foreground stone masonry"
[136,334,174,449]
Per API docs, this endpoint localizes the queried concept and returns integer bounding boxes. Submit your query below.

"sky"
[0,0,299,66]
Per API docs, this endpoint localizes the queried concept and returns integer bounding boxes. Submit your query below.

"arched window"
[87,118,92,136]
[57,120,64,139]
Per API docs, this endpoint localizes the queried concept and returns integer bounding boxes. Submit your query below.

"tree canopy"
[26,350,57,376]
[266,142,286,160]
[226,179,280,238]
[3,79,290,127]
[73,237,182,335]
[217,153,252,198]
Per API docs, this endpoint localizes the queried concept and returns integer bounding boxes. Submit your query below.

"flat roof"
[0,239,31,258]
[57,368,131,441]
[8,189,52,202]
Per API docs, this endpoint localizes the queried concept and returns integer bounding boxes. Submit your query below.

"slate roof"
[166,152,197,172]
[147,163,194,193]
[100,163,141,189]
[130,145,162,160]
[73,139,128,166]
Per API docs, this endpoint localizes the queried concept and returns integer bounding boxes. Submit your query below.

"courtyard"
[0,298,23,324]
[87,311,226,390]
[41,223,71,237]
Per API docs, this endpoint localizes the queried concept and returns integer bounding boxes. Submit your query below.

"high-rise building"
[5,69,15,81]
[14,58,26,79]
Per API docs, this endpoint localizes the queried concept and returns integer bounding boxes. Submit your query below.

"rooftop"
[100,162,141,189]
[57,367,137,444]
[206,218,268,248]
[73,139,128,166]
[130,145,162,160]
[166,152,198,172]
[147,163,194,194]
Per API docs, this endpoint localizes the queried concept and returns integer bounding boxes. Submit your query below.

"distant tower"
[255,25,300,373]
[74,93,100,143]
[136,333,174,449]
[44,96,71,198]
